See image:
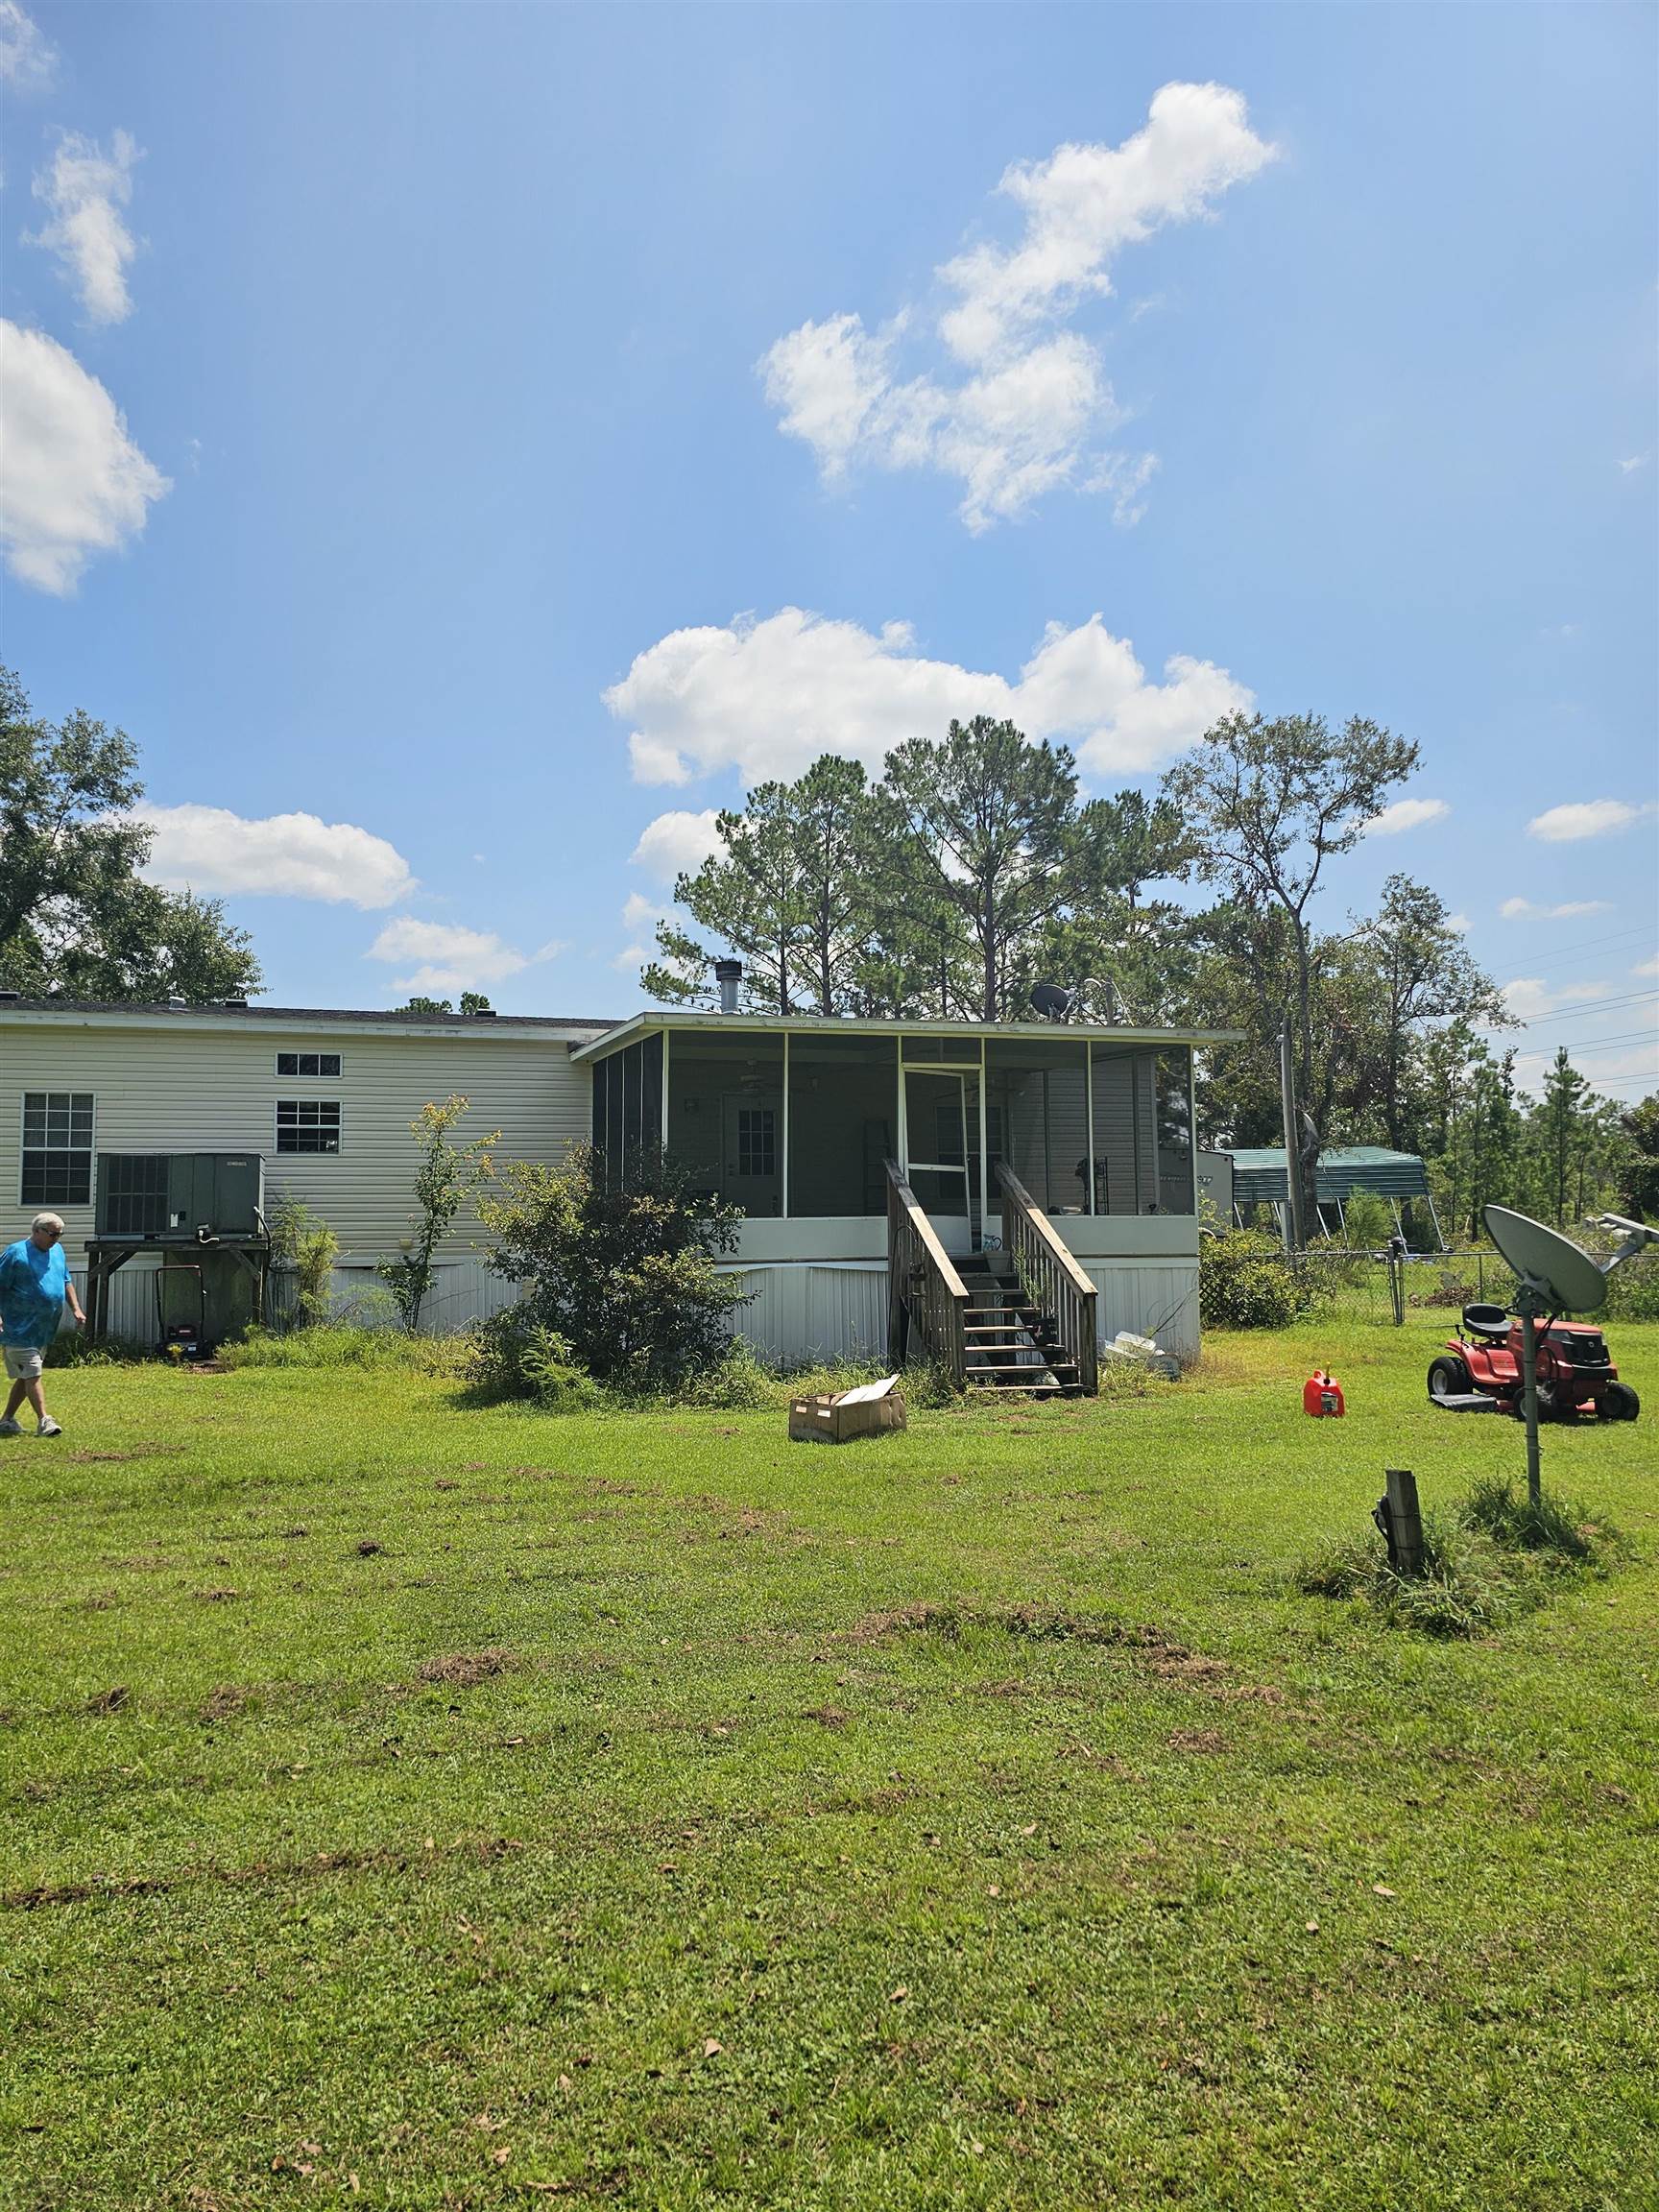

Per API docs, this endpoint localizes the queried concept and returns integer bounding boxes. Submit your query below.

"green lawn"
[2,1318,1655,2211]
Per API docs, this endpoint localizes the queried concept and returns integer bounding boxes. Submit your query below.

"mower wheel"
[1602,1382,1641,1422]
[1428,1356,1472,1404]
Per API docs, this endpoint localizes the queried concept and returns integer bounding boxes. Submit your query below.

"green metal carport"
[1225,1145,1443,1249]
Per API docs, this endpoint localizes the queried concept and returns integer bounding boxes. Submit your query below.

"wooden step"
[966,1379,1077,1398]
[966,1358,1077,1378]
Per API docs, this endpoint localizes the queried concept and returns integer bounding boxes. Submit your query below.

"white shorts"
[3,1346,45,1382]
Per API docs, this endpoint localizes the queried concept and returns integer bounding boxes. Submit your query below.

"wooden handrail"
[996,1163,1098,1396]
[885,1158,969,1387]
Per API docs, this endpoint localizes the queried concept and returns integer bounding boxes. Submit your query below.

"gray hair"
[31,1212,65,1236]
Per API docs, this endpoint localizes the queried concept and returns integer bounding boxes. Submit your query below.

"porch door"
[721,1092,781,1215]
[902,1068,982,1243]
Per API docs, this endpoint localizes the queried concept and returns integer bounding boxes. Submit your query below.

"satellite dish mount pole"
[1513,1273,1547,1510]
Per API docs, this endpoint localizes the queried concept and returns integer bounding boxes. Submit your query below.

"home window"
[276,1100,342,1154]
[736,1107,776,1179]
[20,1092,94,1206]
[276,1051,342,1077]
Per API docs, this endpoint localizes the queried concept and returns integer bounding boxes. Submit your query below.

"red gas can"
[1303,1369,1345,1418]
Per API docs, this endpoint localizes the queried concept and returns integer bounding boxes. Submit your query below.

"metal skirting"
[61,1254,1198,1365]
[720,1262,889,1366]
[61,1257,518,1345]
[1080,1262,1200,1365]
[723,1259,1197,1368]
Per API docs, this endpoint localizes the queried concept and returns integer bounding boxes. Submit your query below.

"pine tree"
[881,717,1077,1021]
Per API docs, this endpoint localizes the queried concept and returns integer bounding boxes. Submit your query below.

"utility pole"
[1278,1021,1307,1251]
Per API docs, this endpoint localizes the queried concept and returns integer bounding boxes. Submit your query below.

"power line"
[1513,1028,1659,1057]
[1504,987,1659,1027]
[1490,923,1658,988]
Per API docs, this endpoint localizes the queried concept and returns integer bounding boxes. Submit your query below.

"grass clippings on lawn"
[0,1318,1655,2210]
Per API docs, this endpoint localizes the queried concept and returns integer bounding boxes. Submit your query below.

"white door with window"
[721,1094,781,1214]
[901,1067,983,1244]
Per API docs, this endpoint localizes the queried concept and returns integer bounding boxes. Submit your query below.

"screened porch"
[580,1015,1202,1246]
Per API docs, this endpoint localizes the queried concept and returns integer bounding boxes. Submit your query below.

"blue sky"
[3,1,1655,1100]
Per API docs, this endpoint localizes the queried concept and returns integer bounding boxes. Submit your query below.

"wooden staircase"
[954,1253,1085,1398]
[885,1158,1098,1399]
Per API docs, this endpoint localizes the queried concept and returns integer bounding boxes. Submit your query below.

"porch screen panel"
[591,1034,666,1190]
[1089,1047,1142,1214]
[1096,1048,1163,1213]
[787,1033,897,1215]
[985,1040,1091,1214]
[639,1031,663,1158]
[605,1053,625,1190]
[666,1032,785,1216]
[1154,1048,1194,1214]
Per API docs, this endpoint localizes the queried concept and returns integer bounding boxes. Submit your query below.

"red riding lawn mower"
[1429,1303,1640,1423]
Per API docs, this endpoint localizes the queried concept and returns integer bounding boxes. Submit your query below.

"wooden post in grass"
[1382,1468,1425,1577]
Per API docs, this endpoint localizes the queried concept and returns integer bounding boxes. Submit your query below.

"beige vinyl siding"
[1,1019,592,1260]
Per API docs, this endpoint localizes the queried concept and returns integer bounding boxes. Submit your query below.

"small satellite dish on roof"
[1483,1207,1609,1315]
[1029,982,1072,1022]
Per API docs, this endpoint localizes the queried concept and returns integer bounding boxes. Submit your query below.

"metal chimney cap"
[713,959,743,980]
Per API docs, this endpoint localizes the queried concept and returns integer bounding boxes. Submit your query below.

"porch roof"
[570,1011,1245,1064]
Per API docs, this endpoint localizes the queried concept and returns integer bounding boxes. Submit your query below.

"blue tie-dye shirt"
[0,1238,69,1349]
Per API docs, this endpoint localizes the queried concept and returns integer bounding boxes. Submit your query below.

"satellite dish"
[1483,1206,1607,1313]
[1029,982,1072,1022]
[1480,1204,1613,1511]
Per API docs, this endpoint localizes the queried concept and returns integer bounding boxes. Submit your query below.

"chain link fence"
[1279,1241,1657,1326]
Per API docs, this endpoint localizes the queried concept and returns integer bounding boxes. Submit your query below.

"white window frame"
[19,1090,96,1209]
[275,1098,344,1156]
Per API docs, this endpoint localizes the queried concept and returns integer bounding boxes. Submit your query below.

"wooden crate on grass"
[788,1378,906,1444]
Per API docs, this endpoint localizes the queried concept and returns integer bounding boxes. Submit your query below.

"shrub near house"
[474,1145,751,1398]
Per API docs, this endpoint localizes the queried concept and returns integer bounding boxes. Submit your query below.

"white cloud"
[0,1,55,88]
[1502,977,1611,1022]
[1634,955,1659,979]
[28,132,142,325]
[1618,453,1650,474]
[0,320,169,591]
[366,917,559,998]
[1364,796,1450,836]
[759,321,1128,533]
[1446,913,1471,936]
[760,313,902,482]
[1498,896,1612,921]
[760,82,1274,530]
[137,804,416,909]
[631,809,723,882]
[1527,799,1656,842]
[605,608,1251,788]
[614,890,669,973]
[937,83,1278,365]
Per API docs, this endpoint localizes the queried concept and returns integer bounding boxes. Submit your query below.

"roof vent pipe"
[714,958,742,1015]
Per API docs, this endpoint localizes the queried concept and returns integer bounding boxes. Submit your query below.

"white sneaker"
[0,1418,21,1436]
[36,1418,61,1437]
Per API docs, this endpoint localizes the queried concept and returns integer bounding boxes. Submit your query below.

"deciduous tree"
[0,666,262,1001]
[1161,710,1419,1226]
